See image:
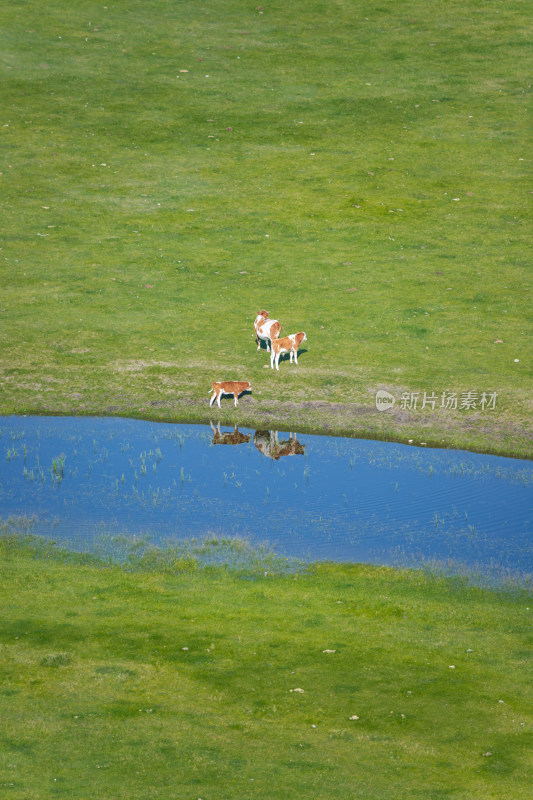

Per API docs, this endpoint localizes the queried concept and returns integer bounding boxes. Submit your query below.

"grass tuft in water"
[91,532,304,577]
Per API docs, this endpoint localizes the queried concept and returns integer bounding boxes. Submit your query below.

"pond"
[1,416,532,585]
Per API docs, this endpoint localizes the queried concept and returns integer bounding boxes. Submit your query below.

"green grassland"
[1,6,531,797]
[0,0,531,454]
[0,534,531,800]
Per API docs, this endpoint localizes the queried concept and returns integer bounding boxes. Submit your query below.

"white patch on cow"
[255,316,280,352]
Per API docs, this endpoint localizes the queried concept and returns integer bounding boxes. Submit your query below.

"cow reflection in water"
[208,424,305,458]
[209,421,251,446]
[253,430,306,460]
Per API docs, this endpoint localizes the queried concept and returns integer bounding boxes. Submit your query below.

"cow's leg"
[234,393,239,407]
[256,335,261,351]
[266,339,271,352]
[209,392,216,407]
[217,391,222,408]
[270,350,275,369]
[275,352,280,371]
[294,349,298,365]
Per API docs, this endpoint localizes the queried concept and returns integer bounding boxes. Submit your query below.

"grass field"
[0,534,531,800]
[1,6,531,796]
[0,0,531,455]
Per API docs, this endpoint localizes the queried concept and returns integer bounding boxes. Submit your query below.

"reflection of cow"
[253,430,306,460]
[210,422,251,446]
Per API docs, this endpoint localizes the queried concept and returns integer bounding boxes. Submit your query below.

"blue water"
[1,416,531,582]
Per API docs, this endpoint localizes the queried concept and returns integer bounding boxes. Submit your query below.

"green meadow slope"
[0,536,531,800]
[1,0,531,454]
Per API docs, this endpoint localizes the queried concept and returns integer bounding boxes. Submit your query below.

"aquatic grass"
[86,531,305,577]
[0,514,40,536]
[405,554,533,595]
[51,453,66,482]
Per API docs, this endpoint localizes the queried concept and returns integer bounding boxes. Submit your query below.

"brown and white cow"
[270,332,307,370]
[254,310,281,352]
[253,430,306,460]
[209,380,252,408]
[209,422,251,446]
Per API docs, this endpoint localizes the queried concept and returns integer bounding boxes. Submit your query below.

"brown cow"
[209,380,252,408]
[270,332,307,370]
[254,310,282,352]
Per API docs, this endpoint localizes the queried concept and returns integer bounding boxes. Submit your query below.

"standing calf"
[209,381,252,408]
[254,310,281,352]
[270,332,307,370]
